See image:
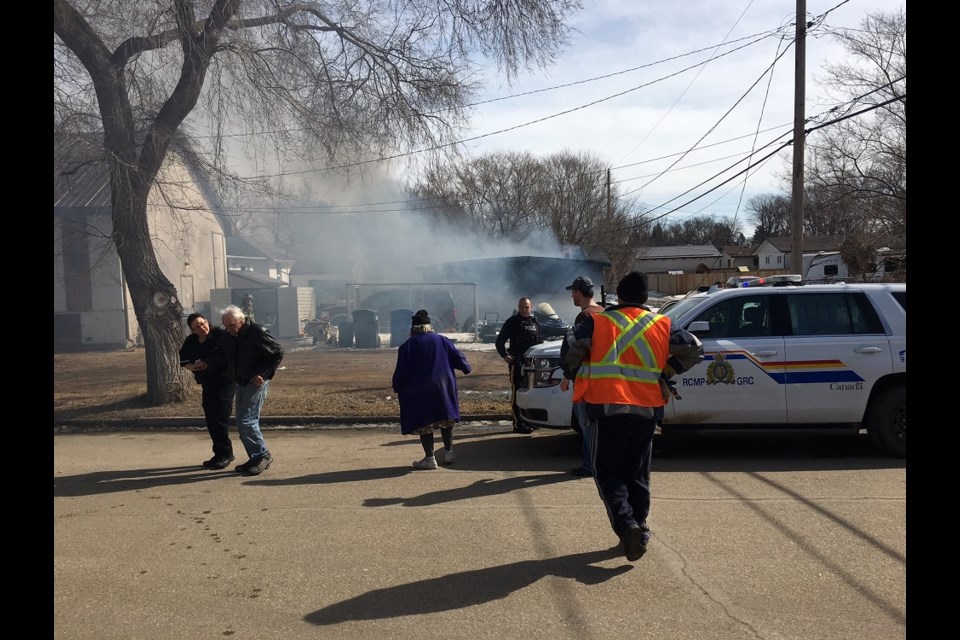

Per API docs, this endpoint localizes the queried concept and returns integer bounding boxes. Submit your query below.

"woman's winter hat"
[412,309,431,326]
[616,271,649,304]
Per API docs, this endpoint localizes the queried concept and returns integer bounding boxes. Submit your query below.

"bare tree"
[54,0,582,403]
[408,148,647,278]
[806,8,906,250]
[672,216,742,247]
[746,193,791,242]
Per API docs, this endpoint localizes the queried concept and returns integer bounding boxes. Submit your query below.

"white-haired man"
[221,304,284,475]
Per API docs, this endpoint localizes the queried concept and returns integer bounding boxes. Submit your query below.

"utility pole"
[791,0,806,274]
[606,168,611,218]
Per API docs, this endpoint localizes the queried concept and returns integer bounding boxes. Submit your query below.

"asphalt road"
[54,426,906,640]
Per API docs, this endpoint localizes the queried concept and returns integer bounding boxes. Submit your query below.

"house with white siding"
[753,236,839,271]
[54,142,230,350]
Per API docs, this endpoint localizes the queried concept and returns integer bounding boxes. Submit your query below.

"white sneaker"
[437,448,456,465]
[412,456,438,470]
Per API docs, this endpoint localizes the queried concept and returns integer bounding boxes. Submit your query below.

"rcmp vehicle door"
[782,290,891,423]
[670,293,786,424]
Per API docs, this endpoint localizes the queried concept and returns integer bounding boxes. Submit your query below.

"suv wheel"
[865,386,906,458]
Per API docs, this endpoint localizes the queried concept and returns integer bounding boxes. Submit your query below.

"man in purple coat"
[392,309,472,469]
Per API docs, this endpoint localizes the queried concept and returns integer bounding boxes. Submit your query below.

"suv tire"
[865,386,906,458]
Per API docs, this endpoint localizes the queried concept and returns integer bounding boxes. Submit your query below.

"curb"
[54,414,514,432]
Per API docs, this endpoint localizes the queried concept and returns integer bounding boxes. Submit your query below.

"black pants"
[593,413,657,539]
[508,361,525,427]
[202,381,236,458]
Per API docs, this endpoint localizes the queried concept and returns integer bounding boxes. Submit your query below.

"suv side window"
[786,292,884,336]
[892,291,906,311]
[690,295,772,339]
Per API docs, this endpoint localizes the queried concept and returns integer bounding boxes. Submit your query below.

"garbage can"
[352,309,379,349]
[390,308,414,347]
[337,321,354,348]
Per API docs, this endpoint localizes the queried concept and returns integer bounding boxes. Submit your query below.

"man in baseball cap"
[561,275,604,477]
[565,276,594,294]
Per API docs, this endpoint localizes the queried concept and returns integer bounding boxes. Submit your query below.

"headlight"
[522,356,563,388]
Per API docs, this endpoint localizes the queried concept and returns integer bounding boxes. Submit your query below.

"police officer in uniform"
[561,272,703,561]
[495,297,543,434]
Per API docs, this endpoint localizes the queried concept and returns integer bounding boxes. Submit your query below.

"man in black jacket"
[221,304,284,475]
[495,297,543,434]
[180,312,236,470]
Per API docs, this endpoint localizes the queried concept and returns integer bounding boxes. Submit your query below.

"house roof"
[761,236,838,253]
[636,245,721,260]
[53,132,233,234]
[226,235,297,263]
[54,161,112,210]
[721,244,755,257]
[227,269,286,288]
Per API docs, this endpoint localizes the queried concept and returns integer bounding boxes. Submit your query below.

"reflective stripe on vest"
[573,307,671,407]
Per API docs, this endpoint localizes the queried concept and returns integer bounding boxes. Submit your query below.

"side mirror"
[688,320,711,335]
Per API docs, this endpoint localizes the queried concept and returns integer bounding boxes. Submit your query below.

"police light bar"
[738,274,802,287]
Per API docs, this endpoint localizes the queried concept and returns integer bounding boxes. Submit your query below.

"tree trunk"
[111,169,189,405]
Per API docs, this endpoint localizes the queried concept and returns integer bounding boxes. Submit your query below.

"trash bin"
[390,308,414,347]
[337,321,354,348]
[352,309,379,348]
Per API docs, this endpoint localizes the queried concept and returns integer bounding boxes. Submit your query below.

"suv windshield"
[660,295,703,320]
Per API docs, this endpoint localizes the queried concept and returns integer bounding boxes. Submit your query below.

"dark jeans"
[202,381,236,458]
[593,413,657,538]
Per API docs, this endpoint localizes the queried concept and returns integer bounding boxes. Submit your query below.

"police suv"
[515,283,906,457]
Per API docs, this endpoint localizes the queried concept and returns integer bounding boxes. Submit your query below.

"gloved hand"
[659,374,681,402]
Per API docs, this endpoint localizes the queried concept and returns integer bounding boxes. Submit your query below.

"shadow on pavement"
[54,431,903,498]
[361,472,573,507]
[653,431,906,472]
[304,546,630,626]
[371,428,904,473]
[54,465,234,497]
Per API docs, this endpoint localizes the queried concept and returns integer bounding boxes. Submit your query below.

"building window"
[765,256,770,265]
[777,255,782,264]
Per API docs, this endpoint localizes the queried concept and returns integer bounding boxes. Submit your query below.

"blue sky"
[458,0,906,239]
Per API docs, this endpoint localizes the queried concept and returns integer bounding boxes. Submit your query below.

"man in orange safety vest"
[561,271,703,561]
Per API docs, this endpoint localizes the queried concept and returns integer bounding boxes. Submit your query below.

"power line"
[221,89,902,220]
[624,93,906,231]
[198,26,793,142]
[242,31,793,179]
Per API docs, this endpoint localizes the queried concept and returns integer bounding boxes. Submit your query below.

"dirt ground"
[53,338,513,421]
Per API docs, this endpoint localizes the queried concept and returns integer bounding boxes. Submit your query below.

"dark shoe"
[243,453,273,475]
[235,455,265,473]
[528,423,541,431]
[513,424,533,434]
[622,523,648,561]
[569,466,592,477]
[202,454,235,470]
